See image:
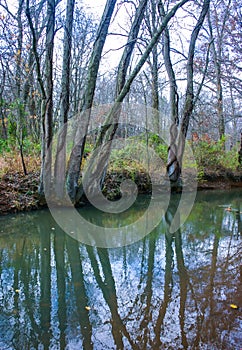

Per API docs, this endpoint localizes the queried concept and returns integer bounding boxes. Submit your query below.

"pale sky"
[81,0,106,16]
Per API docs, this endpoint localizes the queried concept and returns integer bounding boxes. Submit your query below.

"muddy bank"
[0,172,44,215]
[198,169,242,190]
[0,169,242,215]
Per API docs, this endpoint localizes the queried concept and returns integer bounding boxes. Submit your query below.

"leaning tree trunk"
[167,0,210,184]
[66,0,117,203]
[81,0,190,203]
[82,0,149,201]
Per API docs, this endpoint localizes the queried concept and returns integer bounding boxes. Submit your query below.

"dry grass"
[0,152,41,178]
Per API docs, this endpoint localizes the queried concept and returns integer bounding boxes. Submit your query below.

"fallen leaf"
[230,304,239,309]
[15,289,20,293]
[85,306,91,311]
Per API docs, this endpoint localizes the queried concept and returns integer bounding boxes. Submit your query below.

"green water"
[0,190,241,349]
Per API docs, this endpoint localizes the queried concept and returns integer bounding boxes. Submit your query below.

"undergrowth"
[0,133,240,181]
[0,138,41,177]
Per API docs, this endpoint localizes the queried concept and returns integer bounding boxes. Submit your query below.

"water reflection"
[0,190,241,349]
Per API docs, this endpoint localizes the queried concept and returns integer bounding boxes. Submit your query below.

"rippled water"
[0,189,241,349]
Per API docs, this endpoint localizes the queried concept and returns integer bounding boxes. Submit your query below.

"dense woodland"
[0,0,242,208]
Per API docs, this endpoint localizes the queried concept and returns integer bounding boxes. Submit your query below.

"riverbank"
[1,168,242,215]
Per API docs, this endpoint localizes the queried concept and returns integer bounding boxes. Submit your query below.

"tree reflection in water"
[0,190,241,349]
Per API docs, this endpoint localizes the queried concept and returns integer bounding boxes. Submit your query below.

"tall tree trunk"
[39,0,55,196]
[159,1,180,182]
[207,1,231,142]
[82,0,149,201]
[167,0,210,184]
[66,0,117,203]
[149,1,160,133]
[177,0,210,158]
[0,67,7,139]
[54,0,75,198]
[208,12,224,141]
[81,0,190,204]
[16,0,28,175]
[26,0,55,195]
[238,131,242,166]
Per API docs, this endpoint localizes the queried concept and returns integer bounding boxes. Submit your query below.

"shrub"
[192,138,239,171]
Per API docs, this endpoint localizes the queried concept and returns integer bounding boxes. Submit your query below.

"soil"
[0,168,242,215]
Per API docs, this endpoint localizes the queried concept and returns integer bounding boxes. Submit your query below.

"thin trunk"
[142,0,160,132]
[0,66,7,139]
[16,0,28,175]
[238,131,242,165]
[19,140,28,175]
[176,0,210,181]
[150,1,160,133]
[207,1,231,141]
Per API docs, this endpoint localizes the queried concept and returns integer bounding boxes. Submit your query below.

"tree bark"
[238,131,242,165]
[159,1,180,182]
[39,0,55,196]
[64,0,189,204]
[82,0,189,203]
[207,1,231,142]
[16,0,28,175]
[54,0,75,198]
[83,0,149,198]
[66,0,117,203]
[168,0,210,183]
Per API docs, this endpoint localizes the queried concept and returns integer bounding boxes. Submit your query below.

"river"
[0,189,241,349]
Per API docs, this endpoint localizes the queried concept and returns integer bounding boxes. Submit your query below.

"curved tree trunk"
[165,0,210,184]
[83,0,149,200]
[159,1,180,182]
[177,0,210,162]
[81,0,190,203]
[66,0,117,203]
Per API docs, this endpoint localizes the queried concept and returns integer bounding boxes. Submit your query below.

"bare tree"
[207,0,232,142]
[54,0,75,197]
[165,0,210,183]
[26,0,56,195]
[66,0,117,202]
[76,0,190,204]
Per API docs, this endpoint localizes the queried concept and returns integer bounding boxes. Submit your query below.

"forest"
[0,1,242,348]
[0,0,242,213]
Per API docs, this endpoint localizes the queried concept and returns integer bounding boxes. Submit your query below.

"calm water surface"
[0,189,241,349]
